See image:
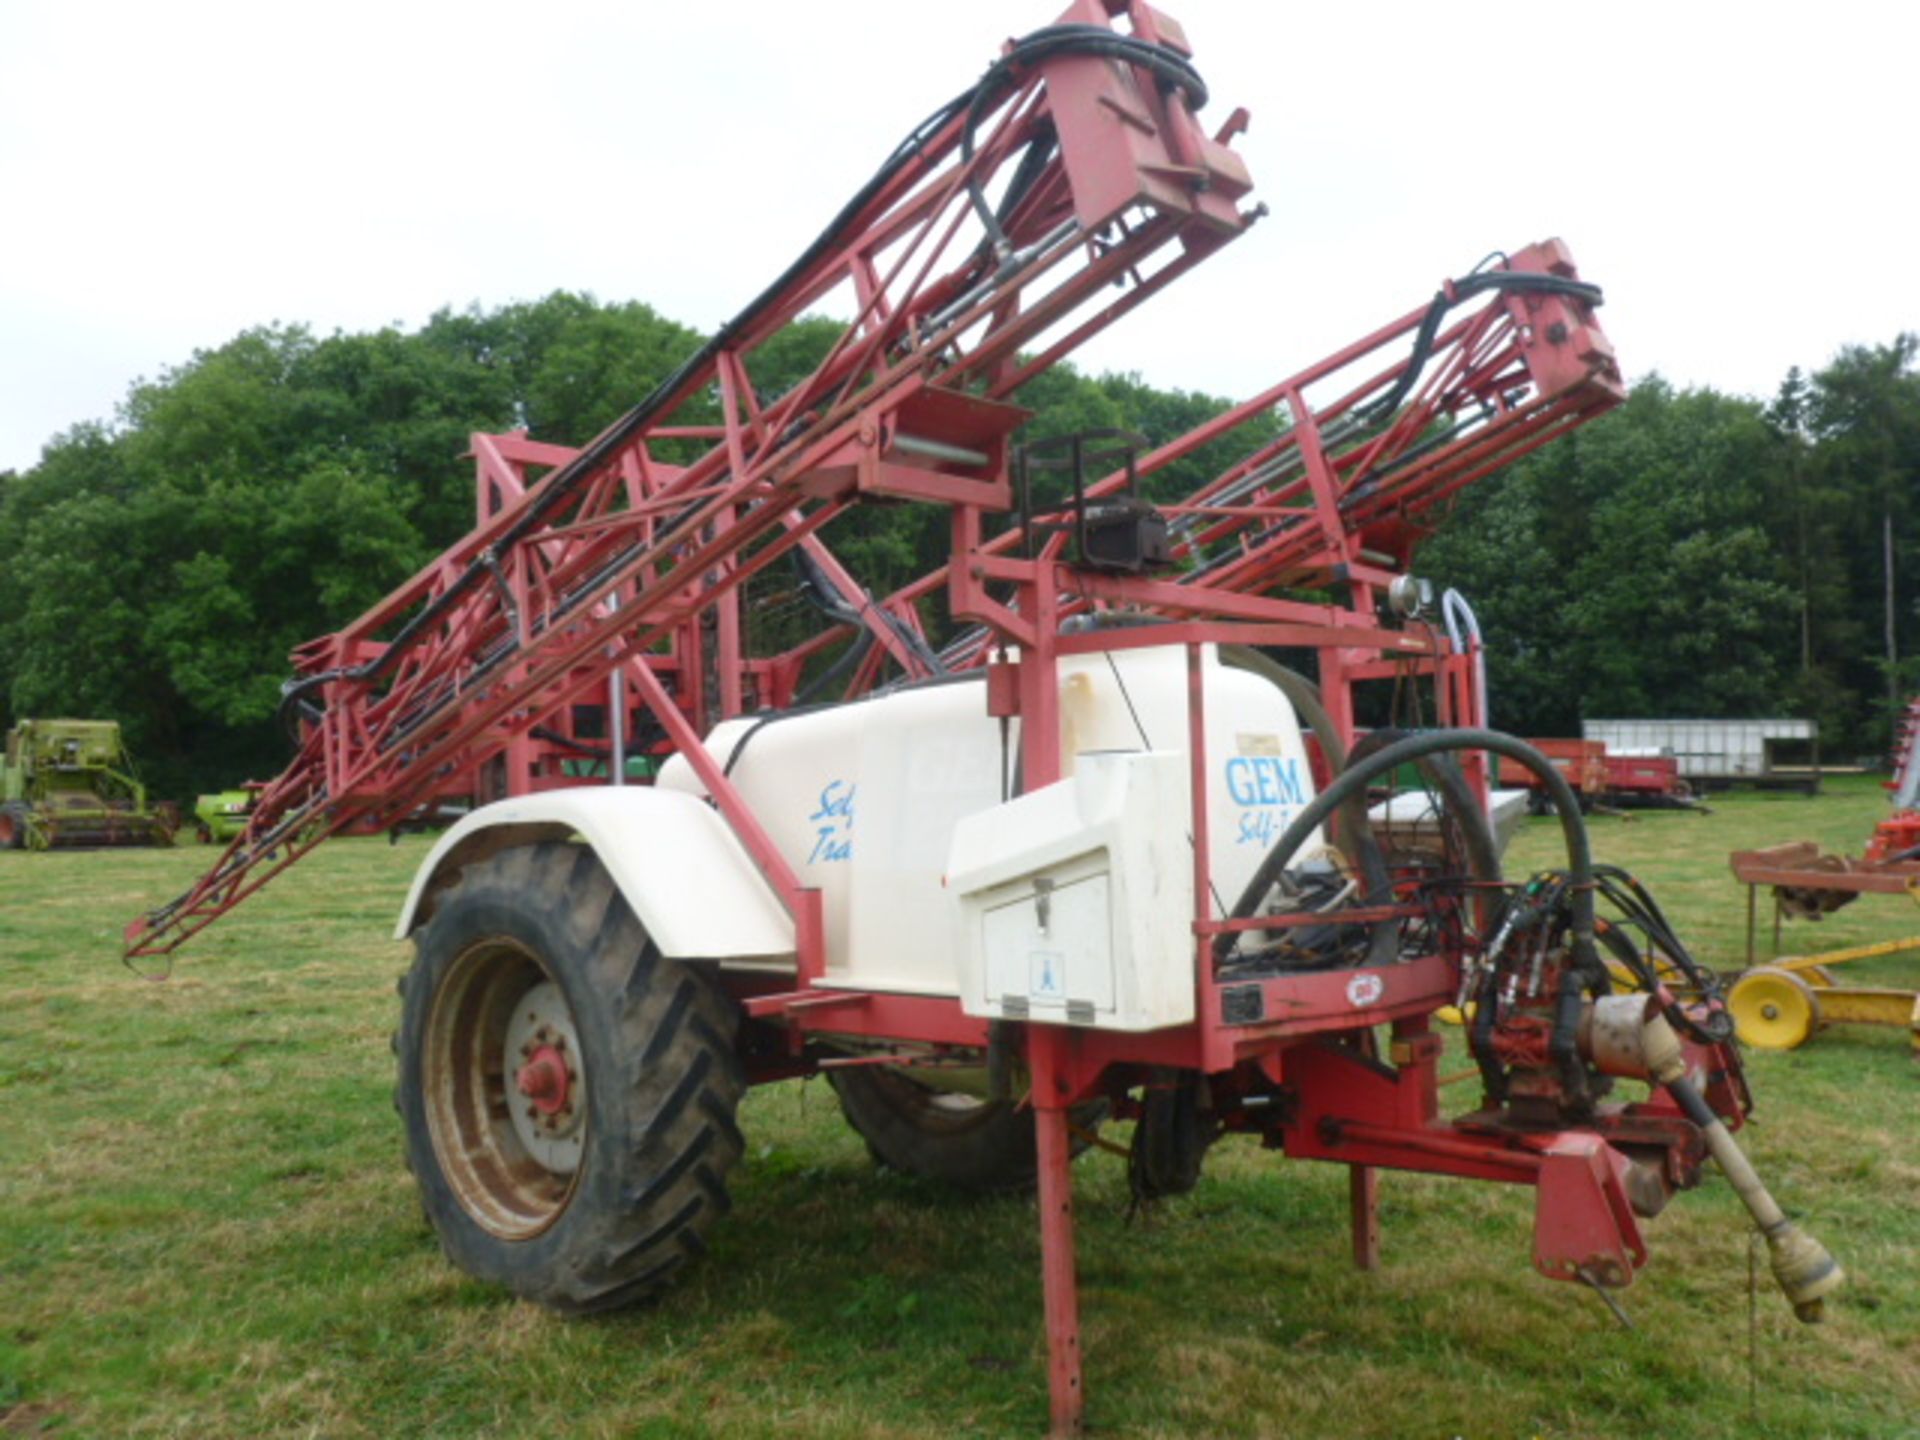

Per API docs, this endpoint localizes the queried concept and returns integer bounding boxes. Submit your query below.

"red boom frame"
[121,7,1726,1432]
[127,0,1255,958]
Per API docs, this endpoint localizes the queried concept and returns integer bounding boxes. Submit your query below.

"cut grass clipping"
[2,778,1916,1437]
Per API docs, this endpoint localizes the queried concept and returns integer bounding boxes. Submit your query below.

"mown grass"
[2,780,1917,1437]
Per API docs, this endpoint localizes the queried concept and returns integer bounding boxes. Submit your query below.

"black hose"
[791,632,875,707]
[1218,650,1382,880]
[278,22,1197,737]
[1351,728,1509,967]
[1358,270,1605,429]
[1219,728,1600,1109]
[1215,729,1595,970]
[1218,647,1399,969]
[960,26,1206,257]
[528,724,608,761]
[1346,728,1503,892]
[794,547,945,681]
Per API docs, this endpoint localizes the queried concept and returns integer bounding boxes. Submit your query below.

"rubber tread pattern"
[394,841,745,1313]
[827,1067,1103,1193]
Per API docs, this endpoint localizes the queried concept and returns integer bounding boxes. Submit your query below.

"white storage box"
[947,750,1195,1031]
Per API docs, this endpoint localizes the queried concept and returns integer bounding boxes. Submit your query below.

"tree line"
[0,293,1913,797]
[1420,337,1920,759]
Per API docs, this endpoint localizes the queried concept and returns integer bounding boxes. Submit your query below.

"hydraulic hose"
[961,25,1206,258]
[1226,729,1842,1319]
[1345,727,1503,895]
[1219,647,1397,966]
[1358,270,1604,428]
[1217,727,1602,1104]
[277,21,1205,733]
[1216,728,1591,964]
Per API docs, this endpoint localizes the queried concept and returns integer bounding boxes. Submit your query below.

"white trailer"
[1581,718,1819,789]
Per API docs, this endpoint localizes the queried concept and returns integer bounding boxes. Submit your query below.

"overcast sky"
[1,1,1914,475]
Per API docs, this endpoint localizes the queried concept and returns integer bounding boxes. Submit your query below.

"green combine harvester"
[0,719,175,850]
[192,787,257,844]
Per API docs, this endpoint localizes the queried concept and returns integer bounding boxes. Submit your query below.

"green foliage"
[2,293,1915,797]
[1422,341,1920,754]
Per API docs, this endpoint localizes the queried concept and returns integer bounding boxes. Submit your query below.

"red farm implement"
[128,5,1838,1431]
[1498,740,1702,814]
[1501,739,1608,812]
[1602,750,1698,808]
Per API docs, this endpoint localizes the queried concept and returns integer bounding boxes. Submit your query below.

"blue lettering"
[1224,758,1255,806]
[1234,804,1300,846]
[1274,757,1305,805]
[808,831,853,864]
[1252,758,1279,805]
[809,780,855,824]
[1226,756,1307,847]
[805,779,855,863]
[1237,809,1280,847]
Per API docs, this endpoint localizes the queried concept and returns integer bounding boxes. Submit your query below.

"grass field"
[3,779,1917,1438]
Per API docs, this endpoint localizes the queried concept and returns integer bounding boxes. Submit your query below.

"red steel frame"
[127,0,1256,960]
[117,7,1697,1430]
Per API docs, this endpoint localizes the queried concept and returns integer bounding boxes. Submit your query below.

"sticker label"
[1345,973,1384,1008]
[1225,753,1305,846]
[1031,950,1065,999]
[1224,755,1306,806]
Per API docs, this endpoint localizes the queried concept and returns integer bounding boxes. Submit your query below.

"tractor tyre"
[394,841,745,1313]
[0,804,26,851]
[828,1065,1102,1192]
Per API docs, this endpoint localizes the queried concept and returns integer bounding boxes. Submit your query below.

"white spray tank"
[656,643,1321,1025]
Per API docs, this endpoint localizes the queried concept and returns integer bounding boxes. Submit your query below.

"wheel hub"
[504,981,587,1171]
[517,1045,572,1114]
[1728,965,1820,1050]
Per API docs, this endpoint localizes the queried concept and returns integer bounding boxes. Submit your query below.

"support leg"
[1029,1034,1083,1436]
[1745,884,1757,969]
[1349,1164,1380,1270]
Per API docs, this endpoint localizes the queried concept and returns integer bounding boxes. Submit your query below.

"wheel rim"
[1729,967,1820,1050]
[424,939,586,1239]
[0,813,14,847]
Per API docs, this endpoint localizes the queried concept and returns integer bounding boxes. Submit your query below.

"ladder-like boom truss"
[895,238,1621,681]
[126,0,1258,959]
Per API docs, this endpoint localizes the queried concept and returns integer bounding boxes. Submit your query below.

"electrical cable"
[1215,728,1602,1096]
[1356,269,1603,430]
[960,26,1206,259]
[277,21,1204,742]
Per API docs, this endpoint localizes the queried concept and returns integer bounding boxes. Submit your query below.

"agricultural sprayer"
[128,3,1839,1429]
